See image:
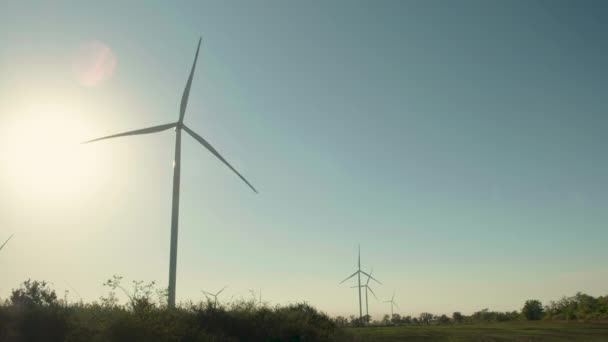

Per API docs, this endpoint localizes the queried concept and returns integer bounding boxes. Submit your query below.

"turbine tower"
[84,38,257,308]
[0,234,13,252]
[340,245,381,321]
[202,285,228,307]
[351,267,379,322]
[384,291,398,318]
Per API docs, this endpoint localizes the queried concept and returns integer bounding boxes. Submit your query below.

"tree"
[402,315,412,324]
[419,312,433,324]
[549,296,577,320]
[452,311,464,323]
[472,308,491,322]
[522,299,544,320]
[348,315,364,327]
[333,316,348,327]
[382,314,390,325]
[11,279,58,307]
[575,292,599,317]
[438,314,450,324]
[597,295,608,317]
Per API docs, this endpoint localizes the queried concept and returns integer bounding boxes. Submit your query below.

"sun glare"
[0,103,106,203]
[72,41,117,87]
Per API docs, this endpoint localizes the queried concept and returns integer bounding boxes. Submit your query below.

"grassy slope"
[348,321,608,342]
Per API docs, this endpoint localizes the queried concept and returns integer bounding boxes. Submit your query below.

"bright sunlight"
[0,99,107,203]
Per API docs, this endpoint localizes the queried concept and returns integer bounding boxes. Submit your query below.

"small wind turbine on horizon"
[202,286,228,307]
[64,281,83,304]
[249,288,262,306]
[0,234,13,252]
[384,291,398,318]
[351,267,378,322]
[340,245,381,321]
[83,37,257,308]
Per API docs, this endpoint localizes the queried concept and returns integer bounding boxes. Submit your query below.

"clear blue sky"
[1,1,607,317]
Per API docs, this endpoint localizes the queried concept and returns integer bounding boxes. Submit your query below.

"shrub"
[1,279,351,342]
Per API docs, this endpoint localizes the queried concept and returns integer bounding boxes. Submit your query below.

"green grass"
[348,321,608,342]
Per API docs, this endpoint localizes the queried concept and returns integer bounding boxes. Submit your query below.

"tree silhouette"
[522,299,544,320]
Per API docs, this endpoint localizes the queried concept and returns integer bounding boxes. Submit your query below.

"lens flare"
[72,41,117,87]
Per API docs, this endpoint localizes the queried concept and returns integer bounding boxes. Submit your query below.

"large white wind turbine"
[202,285,228,307]
[351,267,378,322]
[84,38,257,308]
[384,291,398,318]
[340,246,381,321]
[0,234,13,252]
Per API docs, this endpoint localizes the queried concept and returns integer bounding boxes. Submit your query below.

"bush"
[0,279,351,342]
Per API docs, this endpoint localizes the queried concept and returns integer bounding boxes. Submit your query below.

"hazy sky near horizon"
[1,1,607,317]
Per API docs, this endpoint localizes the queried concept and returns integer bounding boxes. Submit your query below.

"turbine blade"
[216,286,228,296]
[360,271,382,285]
[367,286,378,300]
[201,290,215,297]
[179,37,202,123]
[82,123,176,144]
[0,234,13,251]
[365,268,373,286]
[183,124,257,193]
[340,270,359,284]
[393,302,399,308]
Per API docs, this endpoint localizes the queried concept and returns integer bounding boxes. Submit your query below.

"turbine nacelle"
[340,270,382,285]
[350,284,378,300]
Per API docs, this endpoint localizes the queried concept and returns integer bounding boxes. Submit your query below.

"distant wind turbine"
[64,281,83,303]
[249,288,263,306]
[202,285,228,307]
[84,38,257,308]
[384,291,398,318]
[351,267,379,322]
[340,245,381,321]
[0,234,13,252]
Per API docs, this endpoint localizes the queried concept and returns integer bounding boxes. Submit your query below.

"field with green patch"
[348,321,608,342]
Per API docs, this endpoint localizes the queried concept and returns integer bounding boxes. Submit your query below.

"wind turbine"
[83,38,257,308]
[340,245,381,321]
[351,267,378,322]
[0,234,13,252]
[64,281,83,304]
[384,291,398,318]
[250,288,262,306]
[202,285,228,307]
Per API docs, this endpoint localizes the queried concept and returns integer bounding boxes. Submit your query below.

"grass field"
[348,321,608,342]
